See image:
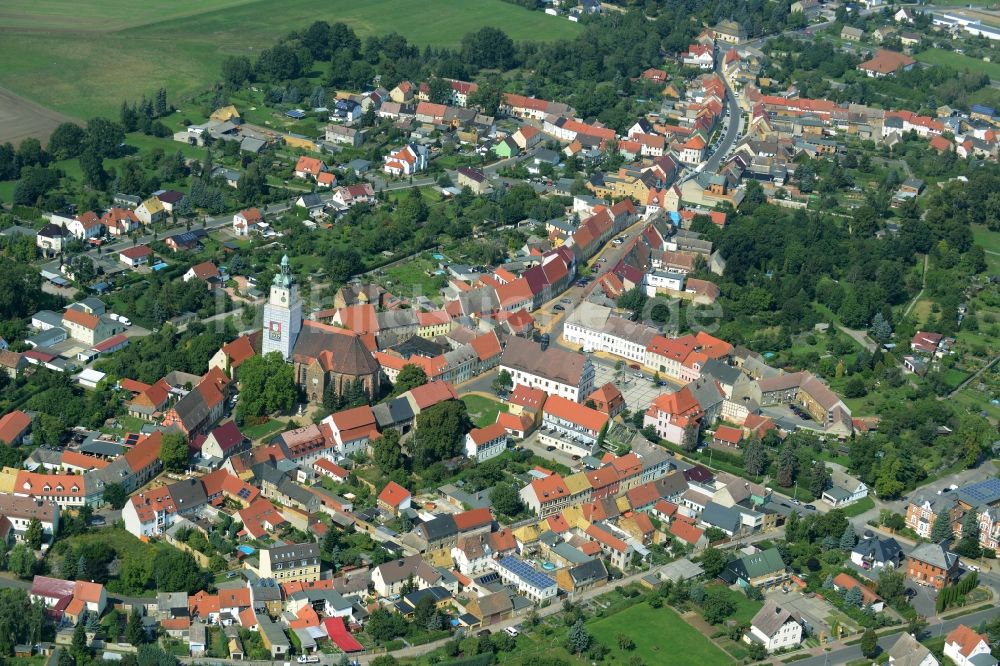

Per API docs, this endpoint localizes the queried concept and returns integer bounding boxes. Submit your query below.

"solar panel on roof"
[498,556,555,589]
[238,488,251,499]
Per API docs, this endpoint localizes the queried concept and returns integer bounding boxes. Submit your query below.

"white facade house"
[464,423,509,462]
[944,626,995,666]
[746,601,803,653]
[645,271,685,296]
[538,395,608,459]
[491,556,558,603]
[821,471,869,508]
[498,347,595,403]
[563,302,658,364]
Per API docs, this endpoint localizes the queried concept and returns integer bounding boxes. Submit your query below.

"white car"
[296,657,319,664]
[119,316,132,326]
[504,627,519,637]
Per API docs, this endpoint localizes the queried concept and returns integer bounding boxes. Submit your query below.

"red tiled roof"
[508,385,547,411]
[454,508,492,531]
[63,308,99,330]
[670,518,704,545]
[220,334,257,370]
[467,422,507,446]
[945,625,990,658]
[859,49,915,75]
[713,425,742,445]
[0,410,32,444]
[119,245,152,260]
[543,395,609,433]
[470,332,502,362]
[124,431,163,473]
[378,481,410,507]
[528,474,569,503]
[832,573,882,605]
[188,261,220,281]
[408,381,458,409]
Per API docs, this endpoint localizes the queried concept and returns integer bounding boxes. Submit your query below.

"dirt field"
[0,85,75,145]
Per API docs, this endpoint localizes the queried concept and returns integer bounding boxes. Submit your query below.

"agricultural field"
[0,0,580,127]
[915,48,1000,80]
[587,602,733,665]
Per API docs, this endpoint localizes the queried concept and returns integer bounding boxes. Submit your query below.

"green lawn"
[972,224,1000,273]
[0,0,580,120]
[916,49,1000,80]
[842,496,875,518]
[461,394,508,427]
[588,603,733,665]
[242,418,287,441]
[699,583,763,626]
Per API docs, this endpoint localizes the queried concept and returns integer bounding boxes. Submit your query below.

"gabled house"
[746,600,802,653]
[907,541,959,589]
[944,625,996,666]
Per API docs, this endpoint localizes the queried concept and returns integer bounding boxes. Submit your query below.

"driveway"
[763,588,840,639]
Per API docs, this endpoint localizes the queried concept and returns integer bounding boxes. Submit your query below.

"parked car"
[804,504,817,511]
[505,627,519,637]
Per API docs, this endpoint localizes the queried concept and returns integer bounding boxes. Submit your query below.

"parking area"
[592,359,667,413]
[521,431,584,471]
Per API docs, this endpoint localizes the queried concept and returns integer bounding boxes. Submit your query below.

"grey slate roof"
[887,633,936,666]
[700,501,742,534]
[751,600,801,638]
[568,558,607,586]
[372,397,415,429]
[908,541,958,571]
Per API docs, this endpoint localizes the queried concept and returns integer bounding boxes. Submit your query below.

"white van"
[504,627,519,638]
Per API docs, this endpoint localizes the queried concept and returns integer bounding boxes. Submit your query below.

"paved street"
[790,604,998,666]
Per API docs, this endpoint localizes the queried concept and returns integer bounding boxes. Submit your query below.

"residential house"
[859,50,916,77]
[383,144,427,176]
[294,156,326,180]
[832,573,885,612]
[378,481,411,516]
[232,208,263,236]
[944,625,996,666]
[119,245,153,268]
[464,423,509,462]
[746,600,802,653]
[887,633,939,666]
[821,470,869,508]
[841,26,864,41]
[0,410,32,446]
[136,197,166,225]
[907,541,960,589]
[520,474,572,518]
[256,543,321,583]
[851,536,903,570]
[538,395,609,459]
[720,547,788,588]
[491,555,558,603]
[0,494,59,544]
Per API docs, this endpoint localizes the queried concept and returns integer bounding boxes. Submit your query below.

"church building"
[262,256,381,403]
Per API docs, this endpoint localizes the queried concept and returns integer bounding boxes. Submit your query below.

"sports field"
[0,0,580,126]
[587,603,733,665]
[916,48,1000,80]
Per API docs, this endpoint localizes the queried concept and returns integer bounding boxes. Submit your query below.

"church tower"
[262,255,302,360]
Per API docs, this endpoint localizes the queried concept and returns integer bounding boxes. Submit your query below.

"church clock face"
[269,320,282,341]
